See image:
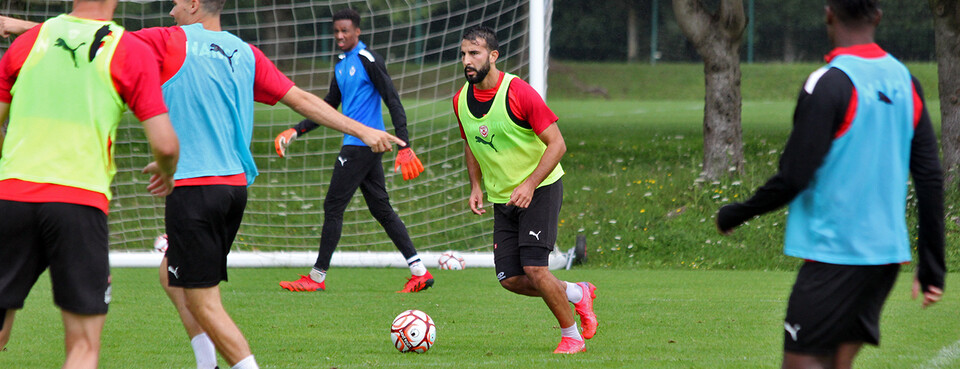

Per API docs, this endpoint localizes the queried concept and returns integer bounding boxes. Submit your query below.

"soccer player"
[0,0,403,368]
[453,26,597,354]
[0,0,179,366]
[275,8,432,294]
[716,1,944,368]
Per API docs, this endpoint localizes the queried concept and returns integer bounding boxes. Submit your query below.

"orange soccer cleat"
[397,270,434,293]
[279,275,325,292]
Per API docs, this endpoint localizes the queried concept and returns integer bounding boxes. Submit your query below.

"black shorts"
[0,200,110,314]
[492,179,562,281]
[783,262,900,355]
[165,185,247,288]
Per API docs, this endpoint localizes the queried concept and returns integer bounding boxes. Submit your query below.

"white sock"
[309,267,326,284]
[561,323,583,341]
[565,282,583,304]
[408,258,427,276]
[190,333,217,369]
[231,355,258,369]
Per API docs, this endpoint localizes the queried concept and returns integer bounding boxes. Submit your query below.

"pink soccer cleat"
[574,282,598,339]
[553,336,586,354]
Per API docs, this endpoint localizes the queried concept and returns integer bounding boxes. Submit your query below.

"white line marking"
[920,338,960,369]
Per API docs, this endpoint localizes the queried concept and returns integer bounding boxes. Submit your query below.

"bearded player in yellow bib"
[453,26,597,354]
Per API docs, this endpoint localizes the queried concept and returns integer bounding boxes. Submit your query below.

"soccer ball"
[153,233,168,253]
[437,251,465,270]
[390,309,436,353]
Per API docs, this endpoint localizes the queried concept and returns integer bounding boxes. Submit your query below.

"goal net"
[0,0,552,258]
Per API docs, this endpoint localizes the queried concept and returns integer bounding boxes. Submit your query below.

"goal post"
[0,0,555,267]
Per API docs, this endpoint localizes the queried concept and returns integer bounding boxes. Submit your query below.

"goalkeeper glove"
[274,128,298,158]
[394,147,424,180]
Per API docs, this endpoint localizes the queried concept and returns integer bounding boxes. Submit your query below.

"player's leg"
[832,343,863,369]
[280,146,366,292]
[0,200,43,354]
[356,151,432,292]
[43,203,111,368]
[61,310,106,369]
[781,262,899,369]
[160,256,218,369]
[167,185,254,367]
[0,309,13,351]
[183,286,252,367]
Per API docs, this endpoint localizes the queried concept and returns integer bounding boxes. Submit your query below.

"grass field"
[7,62,959,367]
[4,268,960,368]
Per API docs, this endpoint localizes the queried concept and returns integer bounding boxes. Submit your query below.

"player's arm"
[275,74,344,157]
[362,51,409,145]
[140,113,179,197]
[716,68,849,233]
[908,77,945,308]
[363,51,423,180]
[115,34,178,196]
[0,102,8,158]
[507,123,565,208]
[464,143,485,215]
[0,15,37,37]
[279,86,404,152]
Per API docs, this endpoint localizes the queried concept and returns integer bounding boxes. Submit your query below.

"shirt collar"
[345,40,367,56]
[824,43,886,62]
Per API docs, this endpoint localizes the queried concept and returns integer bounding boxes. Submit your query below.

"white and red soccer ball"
[437,250,465,270]
[390,309,436,353]
[153,233,168,253]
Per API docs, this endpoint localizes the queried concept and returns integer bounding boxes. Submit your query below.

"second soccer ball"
[437,251,465,270]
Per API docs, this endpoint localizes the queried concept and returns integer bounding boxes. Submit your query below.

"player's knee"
[498,276,522,293]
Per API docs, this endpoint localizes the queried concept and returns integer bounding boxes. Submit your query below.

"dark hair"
[462,26,498,52]
[198,0,225,13]
[827,0,880,25]
[333,8,361,28]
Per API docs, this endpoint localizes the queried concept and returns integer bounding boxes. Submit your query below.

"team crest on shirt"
[479,125,489,138]
[349,66,356,76]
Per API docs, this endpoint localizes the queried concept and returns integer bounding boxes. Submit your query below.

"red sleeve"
[250,45,295,105]
[111,33,168,121]
[130,26,184,84]
[912,82,923,128]
[0,25,41,103]
[507,78,558,135]
[453,90,466,139]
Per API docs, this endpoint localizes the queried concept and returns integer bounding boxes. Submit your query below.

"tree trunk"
[627,2,639,62]
[672,0,746,179]
[930,0,960,185]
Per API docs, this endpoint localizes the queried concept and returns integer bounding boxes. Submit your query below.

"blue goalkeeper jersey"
[335,41,385,147]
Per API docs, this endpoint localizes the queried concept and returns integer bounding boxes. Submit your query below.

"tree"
[672,0,746,179]
[930,0,960,183]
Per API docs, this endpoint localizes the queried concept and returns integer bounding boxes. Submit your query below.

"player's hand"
[469,188,485,215]
[274,128,298,158]
[912,277,943,309]
[505,181,535,208]
[360,127,406,153]
[142,161,175,197]
[394,147,424,181]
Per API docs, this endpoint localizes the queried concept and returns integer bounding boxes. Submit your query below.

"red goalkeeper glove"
[394,147,424,180]
[274,128,298,158]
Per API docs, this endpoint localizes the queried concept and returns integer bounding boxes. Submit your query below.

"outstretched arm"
[279,86,405,152]
[0,16,38,37]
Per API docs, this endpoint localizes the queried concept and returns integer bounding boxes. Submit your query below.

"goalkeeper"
[276,8,432,293]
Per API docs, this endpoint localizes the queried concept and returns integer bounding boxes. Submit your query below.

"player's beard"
[464,63,491,85]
